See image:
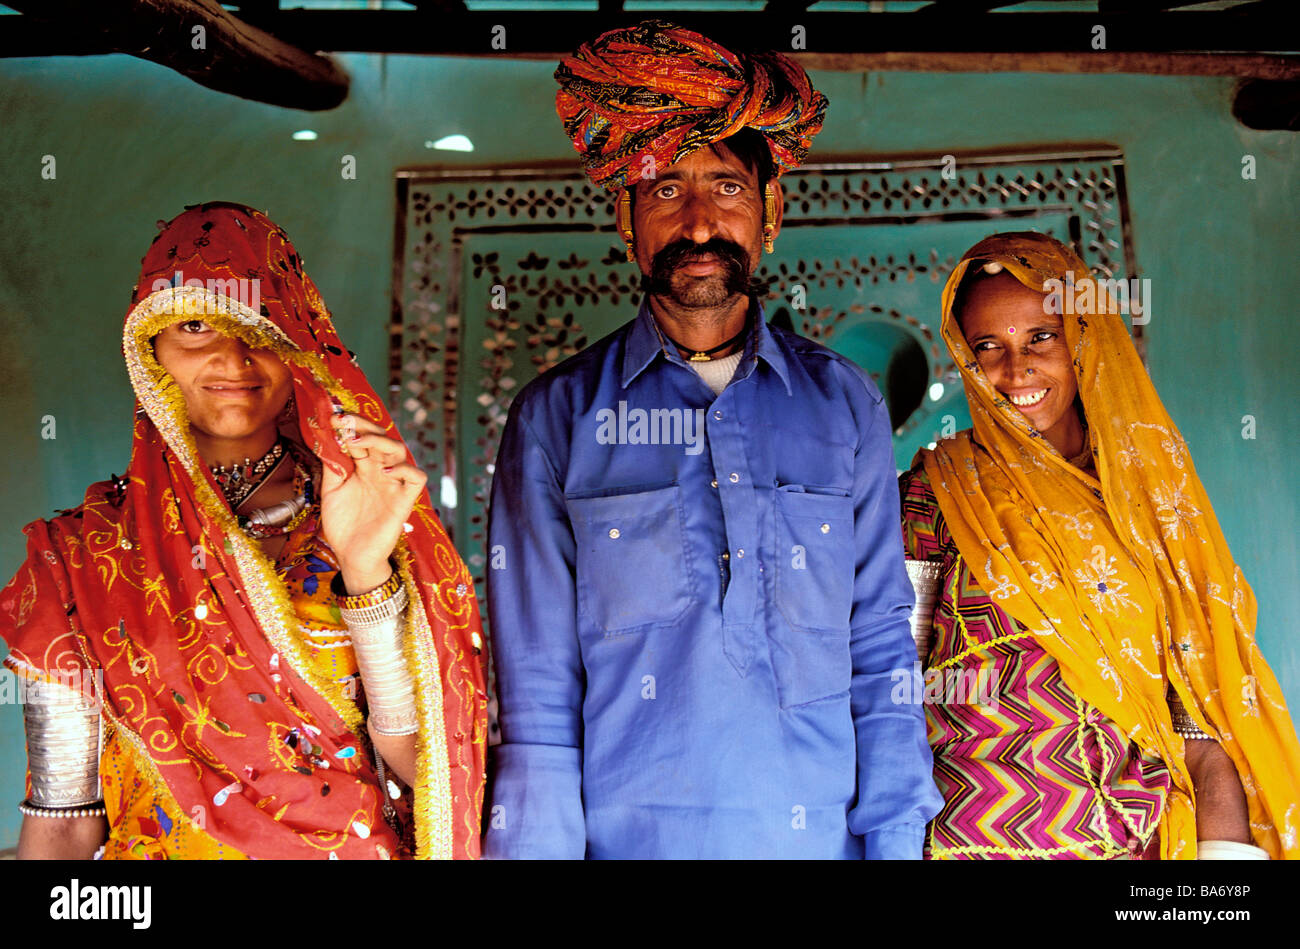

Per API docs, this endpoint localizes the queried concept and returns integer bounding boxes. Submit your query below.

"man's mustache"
[652,238,749,276]
[645,238,752,297]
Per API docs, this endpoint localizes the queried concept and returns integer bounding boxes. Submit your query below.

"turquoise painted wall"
[1,52,1296,850]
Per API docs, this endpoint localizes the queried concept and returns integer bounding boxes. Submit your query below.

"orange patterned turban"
[555,19,829,191]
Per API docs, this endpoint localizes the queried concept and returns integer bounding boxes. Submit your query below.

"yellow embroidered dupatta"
[921,232,1299,859]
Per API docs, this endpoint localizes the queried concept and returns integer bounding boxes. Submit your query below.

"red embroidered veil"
[0,203,488,859]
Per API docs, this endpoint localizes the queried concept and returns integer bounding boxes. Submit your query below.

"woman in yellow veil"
[901,231,1298,859]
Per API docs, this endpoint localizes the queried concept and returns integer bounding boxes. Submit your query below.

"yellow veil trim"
[920,233,1300,859]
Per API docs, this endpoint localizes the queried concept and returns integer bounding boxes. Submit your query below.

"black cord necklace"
[658,319,749,362]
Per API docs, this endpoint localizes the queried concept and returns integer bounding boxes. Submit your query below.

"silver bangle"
[1168,687,1213,741]
[341,585,419,736]
[339,583,409,630]
[23,676,103,808]
[368,710,420,737]
[905,559,944,663]
[19,800,106,820]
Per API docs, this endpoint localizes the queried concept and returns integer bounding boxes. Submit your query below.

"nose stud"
[1026,367,1035,375]
[243,357,252,366]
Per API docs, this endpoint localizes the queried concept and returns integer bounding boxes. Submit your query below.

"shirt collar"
[621,297,792,395]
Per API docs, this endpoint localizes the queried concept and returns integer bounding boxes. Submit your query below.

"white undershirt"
[689,351,744,396]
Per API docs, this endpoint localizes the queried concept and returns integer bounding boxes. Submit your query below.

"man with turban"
[484,20,942,859]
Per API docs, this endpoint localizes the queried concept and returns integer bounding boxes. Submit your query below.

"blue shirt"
[484,300,942,859]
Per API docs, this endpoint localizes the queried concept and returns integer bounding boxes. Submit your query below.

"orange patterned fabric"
[100,733,248,860]
[0,203,488,859]
[555,19,828,190]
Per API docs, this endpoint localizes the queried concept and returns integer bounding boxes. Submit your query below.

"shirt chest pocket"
[771,487,855,707]
[774,487,855,632]
[565,485,696,635]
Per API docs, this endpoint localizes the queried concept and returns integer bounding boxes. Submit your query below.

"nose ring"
[243,357,252,366]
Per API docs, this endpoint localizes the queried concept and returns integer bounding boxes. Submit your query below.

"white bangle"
[1197,839,1269,860]
[341,585,419,736]
[904,559,943,663]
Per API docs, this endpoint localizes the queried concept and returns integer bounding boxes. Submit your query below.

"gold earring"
[762,182,778,254]
[617,189,635,262]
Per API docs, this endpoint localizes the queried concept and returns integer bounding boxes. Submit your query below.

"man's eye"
[654,184,679,199]
[718,182,742,196]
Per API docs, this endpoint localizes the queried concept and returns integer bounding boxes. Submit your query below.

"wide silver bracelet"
[23,675,103,810]
[905,559,944,664]
[339,584,418,736]
[1168,686,1213,741]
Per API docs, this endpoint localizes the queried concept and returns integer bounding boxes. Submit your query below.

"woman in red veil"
[0,202,488,859]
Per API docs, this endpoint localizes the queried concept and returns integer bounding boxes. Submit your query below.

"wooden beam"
[6,10,1297,58]
[479,48,1297,80]
[3,8,1296,84]
[293,11,1298,54]
[1096,0,1222,11]
[4,0,350,111]
[406,0,470,11]
[174,10,1300,54]
[914,2,1024,12]
[795,50,1300,79]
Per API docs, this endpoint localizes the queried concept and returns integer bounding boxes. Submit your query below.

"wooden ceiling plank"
[158,10,1300,54]
[4,0,350,111]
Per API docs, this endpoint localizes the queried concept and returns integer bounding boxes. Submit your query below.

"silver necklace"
[210,439,287,509]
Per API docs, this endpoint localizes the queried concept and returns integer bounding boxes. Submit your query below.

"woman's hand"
[320,413,426,595]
